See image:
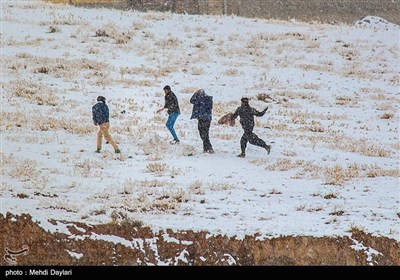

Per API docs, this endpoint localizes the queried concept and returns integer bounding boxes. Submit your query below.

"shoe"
[115,148,121,154]
[170,139,180,145]
[95,149,101,153]
[265,145,271,155]
[207,148,215,154]
[237,153,245,158]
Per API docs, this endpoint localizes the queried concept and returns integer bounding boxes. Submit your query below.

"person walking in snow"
[190,89,215,154]
[156,85,181,144]
[230,97,270,158]
[92,96,121,154]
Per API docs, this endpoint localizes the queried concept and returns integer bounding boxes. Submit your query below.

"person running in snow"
[92,96,121,154]
[230,97,270,158]
[190,89,215,154]
[156,85,181,144]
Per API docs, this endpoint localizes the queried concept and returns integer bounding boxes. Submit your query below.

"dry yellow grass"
[224,68,240,76]
[380,113,394,119]
[329,136,391,158]
[212,132,236,141]
[146,162,168,176]
[11,81,59,106]
[73,159,110,177]
[264,156,398,184]
[209,182,235,191]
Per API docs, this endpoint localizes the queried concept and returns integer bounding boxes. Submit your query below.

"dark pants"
[241,129,267,154]
[198,119,213,152]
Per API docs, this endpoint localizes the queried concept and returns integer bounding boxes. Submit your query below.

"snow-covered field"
[1,1,399,241]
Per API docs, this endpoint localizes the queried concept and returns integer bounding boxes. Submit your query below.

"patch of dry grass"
[93,22,136,44]
[189,180,205,195]
[300,82,321,90]
[266,159,295,172]
[9,158,40,182]
[212,132,236,141]
[278,109,348,121]
[224,68,240,76]
[31,115,93,135]
[274,90,321,103]
[266,157,397,184]
[1,111,29,129]
[10,80,58,106]
[180,87,199,94]
[322,165,356,185]
[42,199,81,213]
[297,63,333,73]
[335,95,356,106]
[380,113,394,119]
[156,36,182,48]
[146,162,169,176]
[376,102,396,111]
[4,55,111,81]
[208,182,235,191]
[329,136,391,158]
[142,11,172,21]
[73,159,109,178]
[281,150,297,157]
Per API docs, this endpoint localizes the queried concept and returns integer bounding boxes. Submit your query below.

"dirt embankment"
[64,0,400,25]
[1,213,399,265]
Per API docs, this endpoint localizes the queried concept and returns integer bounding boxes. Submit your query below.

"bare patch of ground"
[53,0,400,25]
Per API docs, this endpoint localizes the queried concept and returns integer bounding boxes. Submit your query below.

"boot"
[237,152,245,158]
[95,149,101,153]
[265,145,271,155]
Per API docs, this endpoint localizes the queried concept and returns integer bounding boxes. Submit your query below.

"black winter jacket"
[164,92,180,115]
[230,104,267,131]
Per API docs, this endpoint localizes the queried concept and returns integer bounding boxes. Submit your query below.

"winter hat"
[97,96,106,103]
[195,89,205,95]
[241,97,249,104]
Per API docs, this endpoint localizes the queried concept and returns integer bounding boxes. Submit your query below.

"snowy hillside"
[1,1,399,242]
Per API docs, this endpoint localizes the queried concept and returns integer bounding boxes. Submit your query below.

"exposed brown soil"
[1,213,399,265]
[67,0,400,25]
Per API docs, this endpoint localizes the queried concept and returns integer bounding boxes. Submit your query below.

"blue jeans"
[166,112,180,141]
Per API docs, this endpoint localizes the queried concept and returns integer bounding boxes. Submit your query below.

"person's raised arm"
[230,107,240,120]
[190,89,201,104]
[253,106,268,117]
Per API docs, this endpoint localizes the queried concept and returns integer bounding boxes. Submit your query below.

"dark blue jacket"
[92,102,109,125]
[190,89,213,121]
